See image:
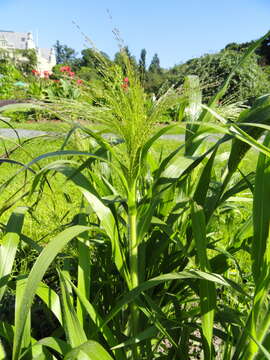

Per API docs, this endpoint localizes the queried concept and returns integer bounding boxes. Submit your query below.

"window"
[0,40,7,47]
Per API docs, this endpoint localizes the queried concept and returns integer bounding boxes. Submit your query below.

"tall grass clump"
[1,30,270,359]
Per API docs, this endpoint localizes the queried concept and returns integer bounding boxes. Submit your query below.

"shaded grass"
[0,136,81,243]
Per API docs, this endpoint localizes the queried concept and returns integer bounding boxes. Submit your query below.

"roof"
[0,31,32,50]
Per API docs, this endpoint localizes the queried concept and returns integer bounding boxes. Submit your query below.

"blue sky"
[0,0,269,68]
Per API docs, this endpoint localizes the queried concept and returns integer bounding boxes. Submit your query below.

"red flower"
[32,69,41,76]
[77,79,83,85]
[32,69,40,75]
[60,66,71,73]
[69,71,75,78]
[121,77,129,90]
[121,83,128,90]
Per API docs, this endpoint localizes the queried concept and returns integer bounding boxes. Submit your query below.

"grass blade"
[252,133,270,283]
[64,340,114,360]
[58,270,87,347]
[32,337,71,356]
[35,282,63,325]
[191,202,216,359]
[12,225,89,360]
[0,207,26,302]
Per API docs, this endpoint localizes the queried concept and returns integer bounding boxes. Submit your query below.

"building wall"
[0,31,56,73]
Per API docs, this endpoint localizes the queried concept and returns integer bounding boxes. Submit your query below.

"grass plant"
[0,31,270,360]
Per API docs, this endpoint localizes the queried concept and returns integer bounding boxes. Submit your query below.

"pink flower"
[124,77,129,83]
[77,79,83,85]
[43,71,50,78]
[69,71,75,78]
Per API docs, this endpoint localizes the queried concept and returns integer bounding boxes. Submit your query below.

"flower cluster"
[31,69,40,76]
[59,67,83,84]
[60,66,75,78]
[31,67,84,86]
[121,77,129,90]
[31,69,52,78]
[60,65,71,72]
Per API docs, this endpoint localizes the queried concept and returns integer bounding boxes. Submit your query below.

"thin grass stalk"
[15,276,31,358]
[191,202,216,359]
[76,210,91,332]
[127,182,140,358]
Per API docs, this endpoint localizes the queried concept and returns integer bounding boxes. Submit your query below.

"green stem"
[128,183,139,359]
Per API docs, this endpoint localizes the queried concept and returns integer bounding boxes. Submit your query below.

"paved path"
[0,128,221,143]
[0,128,54,139]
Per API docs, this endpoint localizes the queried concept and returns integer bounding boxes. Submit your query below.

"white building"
[0,30,56,73]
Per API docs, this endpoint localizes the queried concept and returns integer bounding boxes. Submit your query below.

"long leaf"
[58,270,87,347]
[12,225,89,360]
[32,337,71,356]
[99,270,246,331]
[35,282,63,325]
[191,202,216,359]
[0,207,26,302]
[252,133,270,283]
[64,340,114,360]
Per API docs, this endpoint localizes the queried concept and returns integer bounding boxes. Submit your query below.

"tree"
[258,35,270,65]
[223,34,270,65]
[79,48,110,68]
[138,48,146,82]
[53,40,77,64]
[148,53,161,73]
[114,46,136,72]
[144,53,166,94]
[223,41,254,53]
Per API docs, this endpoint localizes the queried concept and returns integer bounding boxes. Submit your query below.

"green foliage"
[0,61,27,99]
[0,49,37,75]
[15,49,37,74]
[80,48,110,68]
[170,50,270,103]
[144,52,168,94]
[224,34,270,66]
[114,46,137,73]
